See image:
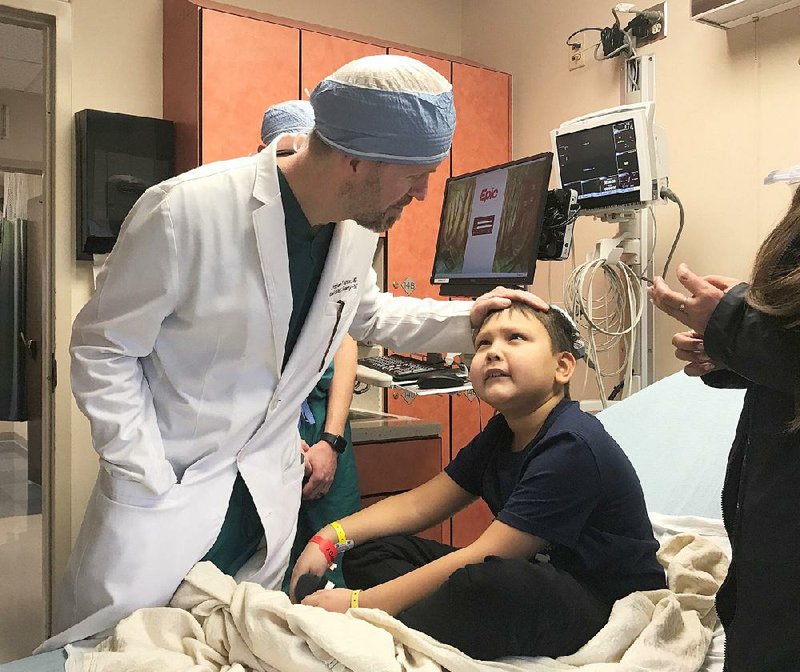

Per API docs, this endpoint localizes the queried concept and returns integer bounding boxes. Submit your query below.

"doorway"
[0,6,55,663]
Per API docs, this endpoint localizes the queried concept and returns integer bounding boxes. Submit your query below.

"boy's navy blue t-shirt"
[444,399,666,603]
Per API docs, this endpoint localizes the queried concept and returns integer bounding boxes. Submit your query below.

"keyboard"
[357,354,453,383]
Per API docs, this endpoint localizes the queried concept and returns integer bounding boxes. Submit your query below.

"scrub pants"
[202,473,263,577]
[343,534,612,661]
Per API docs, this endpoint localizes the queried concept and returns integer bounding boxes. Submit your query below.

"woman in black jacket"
[649,185,800,672]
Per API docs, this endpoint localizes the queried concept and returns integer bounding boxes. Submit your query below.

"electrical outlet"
[569,38,585,71]
[633,1,667,47]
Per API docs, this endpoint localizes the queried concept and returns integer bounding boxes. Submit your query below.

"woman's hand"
[672,330,717,376]
[648,263,729,334]
[301,587,360,613]
[289,541,331,602]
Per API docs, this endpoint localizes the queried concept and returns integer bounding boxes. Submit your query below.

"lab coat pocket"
[282,430,305,487]
[98,467,179,508]
[283,457,305,488]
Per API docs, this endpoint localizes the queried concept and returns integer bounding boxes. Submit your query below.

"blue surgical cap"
[310,55,456,165]
[261,100,315,146]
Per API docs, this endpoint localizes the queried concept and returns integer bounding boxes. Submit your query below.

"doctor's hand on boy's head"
[672,330,718,376]
[470,287,549,329]
[648,263,734,334]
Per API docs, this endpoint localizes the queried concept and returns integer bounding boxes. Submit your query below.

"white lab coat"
[41,145,474,651]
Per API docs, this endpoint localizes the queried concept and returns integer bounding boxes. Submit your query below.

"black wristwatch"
[320,431,347,454]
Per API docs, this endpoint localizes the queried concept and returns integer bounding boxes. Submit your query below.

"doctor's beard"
[340,174,413,234]
[355,196,412,233]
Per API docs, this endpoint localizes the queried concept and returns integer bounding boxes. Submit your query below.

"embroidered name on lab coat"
[329,277,359,298]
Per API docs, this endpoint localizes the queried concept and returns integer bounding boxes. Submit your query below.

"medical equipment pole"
[621,53,656,393]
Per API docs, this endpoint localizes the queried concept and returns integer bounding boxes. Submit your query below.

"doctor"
[42,54,546,650]
[256,99,362,592]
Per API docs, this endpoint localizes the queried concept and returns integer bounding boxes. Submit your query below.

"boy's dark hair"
[473,300,581,399]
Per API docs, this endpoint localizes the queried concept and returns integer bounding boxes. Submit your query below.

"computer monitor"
[550,102,667,215]
[430,152,552,297]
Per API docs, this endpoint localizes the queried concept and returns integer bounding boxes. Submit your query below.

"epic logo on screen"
[479,188,499,203]
[471,215,495,236]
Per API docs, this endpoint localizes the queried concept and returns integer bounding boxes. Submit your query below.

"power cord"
[564,255,644,407]
[566,27,604,49]
[659,186,684,279]
[564,186,682,405]
[567,4,664,63]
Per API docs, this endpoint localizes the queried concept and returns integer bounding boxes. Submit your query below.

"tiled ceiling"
[0,22,44,95]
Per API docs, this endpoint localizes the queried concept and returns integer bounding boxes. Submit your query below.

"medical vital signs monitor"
[551,102,668,214]
[430,152,552,297]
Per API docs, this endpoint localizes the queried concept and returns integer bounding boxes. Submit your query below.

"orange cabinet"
[201,11,299,164]
[301,31,385,95]
[163,1,300,172]
[354,436,443,543]
[450,392,495,546]
[164,5,387,172]
[386,388,452,543]
[451,62,511,176]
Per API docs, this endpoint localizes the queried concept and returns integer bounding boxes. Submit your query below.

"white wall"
[461,0,800,394]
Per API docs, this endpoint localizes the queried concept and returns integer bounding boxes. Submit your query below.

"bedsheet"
[64,524,727,672]
[1,520,731,672]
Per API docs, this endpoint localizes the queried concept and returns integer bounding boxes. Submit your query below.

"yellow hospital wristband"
[330,520,347,546]
[350,589,361,609]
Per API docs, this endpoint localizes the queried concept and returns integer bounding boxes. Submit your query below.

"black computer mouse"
[416,370,465,389]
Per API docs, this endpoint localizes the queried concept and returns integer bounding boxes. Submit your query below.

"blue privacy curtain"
[0,172,28,422]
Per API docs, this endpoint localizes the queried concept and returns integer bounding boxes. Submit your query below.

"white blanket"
[68,530,728,672]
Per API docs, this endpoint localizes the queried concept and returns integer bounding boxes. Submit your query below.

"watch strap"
[320,431,347,454]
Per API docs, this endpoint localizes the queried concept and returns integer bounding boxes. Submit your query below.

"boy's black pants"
[342,534,612,661]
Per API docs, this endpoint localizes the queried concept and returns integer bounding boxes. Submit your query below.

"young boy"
[290,301,665,660]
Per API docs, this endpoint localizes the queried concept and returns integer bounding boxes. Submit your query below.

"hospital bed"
[597,371,744,672]
[0,372,743,672]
